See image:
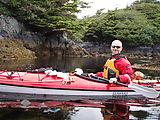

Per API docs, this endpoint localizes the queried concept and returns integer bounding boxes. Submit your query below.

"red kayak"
[0,71,159,100]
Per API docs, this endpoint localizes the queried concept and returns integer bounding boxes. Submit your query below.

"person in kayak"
[93,40,134,84]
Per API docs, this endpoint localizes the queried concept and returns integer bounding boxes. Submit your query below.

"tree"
[82,1,160,46]
[1,0,88,33]
[83,11,117,43]
[138,0,160,3]
[129,2,160,44]
[113,9,152,46]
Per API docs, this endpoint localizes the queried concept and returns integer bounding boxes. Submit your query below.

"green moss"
[0,39,36,60]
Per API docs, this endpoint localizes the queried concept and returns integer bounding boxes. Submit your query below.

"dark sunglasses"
[112,46,121,49]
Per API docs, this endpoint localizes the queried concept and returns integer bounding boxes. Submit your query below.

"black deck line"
[74,74,110,84]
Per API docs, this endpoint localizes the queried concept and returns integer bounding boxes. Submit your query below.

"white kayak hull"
[0,84,154,101]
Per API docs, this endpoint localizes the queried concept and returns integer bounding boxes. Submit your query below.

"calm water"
[0,56,107,73]
[0,56,160,120]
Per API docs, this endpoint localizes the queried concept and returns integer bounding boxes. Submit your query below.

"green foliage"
[0,2,12,15]
[82,2,160,47]
[113,10,150,46]
[83,10,149,46]
[1,0,87,34]
[71,19,89,42]
[128,2,160,45]
[130,3,160,21]
[139,25,157,45]
[82,11,117,43]
[138,0,160,3]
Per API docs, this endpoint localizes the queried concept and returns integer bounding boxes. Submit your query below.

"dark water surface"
[0,56,160,120]
[0,56,106,72]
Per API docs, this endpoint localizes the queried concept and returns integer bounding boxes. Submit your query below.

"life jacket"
[103,55,126,79]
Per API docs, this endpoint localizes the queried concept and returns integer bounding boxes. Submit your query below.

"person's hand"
[109,78,118,83]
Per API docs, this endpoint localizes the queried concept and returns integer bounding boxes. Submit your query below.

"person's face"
[111,42,122,55]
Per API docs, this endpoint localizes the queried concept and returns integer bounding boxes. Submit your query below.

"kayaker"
[90,40,134,84]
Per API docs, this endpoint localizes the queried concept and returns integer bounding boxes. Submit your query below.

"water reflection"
[101,101,129,120]
[0,99,160,120]
[0,56,106,73]
[1,56,160,75]
[0,59,35,71]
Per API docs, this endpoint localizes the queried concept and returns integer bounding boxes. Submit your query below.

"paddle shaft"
[91,75,128,87]
[88,75,159,98]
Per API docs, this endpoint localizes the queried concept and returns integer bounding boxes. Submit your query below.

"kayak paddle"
[73,68,159,98]
[92,76,159,98]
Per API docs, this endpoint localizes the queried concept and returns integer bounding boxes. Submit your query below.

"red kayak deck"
[0,71,131,91]
[0,71,160,91]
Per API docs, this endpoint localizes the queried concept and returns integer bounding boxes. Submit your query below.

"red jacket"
[97,55,134,84]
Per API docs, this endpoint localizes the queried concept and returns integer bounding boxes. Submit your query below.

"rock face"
[78,42,160,58]
[0,15,21,39]
[77,42,111,57]
[0,15,44,48]
[124,46,160,58]
[0,15,91,59]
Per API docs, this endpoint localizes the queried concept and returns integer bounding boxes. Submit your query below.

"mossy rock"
[0,39,36,60]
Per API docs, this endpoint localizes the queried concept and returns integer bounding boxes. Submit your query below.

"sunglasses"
[112,46,121,49]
